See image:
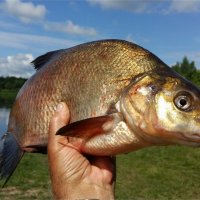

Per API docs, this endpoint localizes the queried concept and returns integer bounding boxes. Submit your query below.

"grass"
[0,146,200,199]
[0,154,51,200]
[116,146,200,200]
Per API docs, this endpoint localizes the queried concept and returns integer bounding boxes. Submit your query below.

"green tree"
[172,56,196,80]
[172,56,200,86]
[0,76,27,90]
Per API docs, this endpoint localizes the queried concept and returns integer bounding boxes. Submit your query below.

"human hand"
[48,102,115,200]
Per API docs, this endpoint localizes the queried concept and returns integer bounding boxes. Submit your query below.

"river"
[0,107,10,134]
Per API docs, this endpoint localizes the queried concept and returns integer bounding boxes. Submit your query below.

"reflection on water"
[0,107,10,134]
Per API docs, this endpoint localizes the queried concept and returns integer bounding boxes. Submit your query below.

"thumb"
[48,102,70,152]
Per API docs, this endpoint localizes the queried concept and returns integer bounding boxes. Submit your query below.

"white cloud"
[0,1,97,37]
[44,20,98,37]
[168,0,200,13]
[2,0,46,23]
[87,0,151,13]
[0,31,81,77]
[0,31,79,52]
[0,54,35,78]
[87,0,200,14]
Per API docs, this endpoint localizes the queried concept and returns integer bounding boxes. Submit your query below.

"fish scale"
[1,39,200,185]
[10,41,157,145]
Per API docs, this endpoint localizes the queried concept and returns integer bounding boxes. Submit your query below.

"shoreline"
[0,89,18,107]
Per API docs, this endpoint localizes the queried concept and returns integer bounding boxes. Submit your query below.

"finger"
[48,102,70,151]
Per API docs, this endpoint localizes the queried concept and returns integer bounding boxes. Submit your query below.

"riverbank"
[0,76,26,107]
[0,89,18,107]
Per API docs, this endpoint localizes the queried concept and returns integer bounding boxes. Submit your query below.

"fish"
[1,39,200,184]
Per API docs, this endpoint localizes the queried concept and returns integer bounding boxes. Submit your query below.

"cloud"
[0,29,82,78]
[87,0,152,13]
[0,31,82,77]
[0,31,79,53]
[2,0,46,23]
[0,1,97,37]
[87,0,200,14]
[0,54,35,78]
[167,0,200,13]
[44,20,98,37]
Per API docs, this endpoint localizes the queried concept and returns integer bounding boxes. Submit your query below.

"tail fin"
[0,132,24,186]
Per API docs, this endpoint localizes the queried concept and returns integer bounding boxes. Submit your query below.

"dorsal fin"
[31,50,62,70]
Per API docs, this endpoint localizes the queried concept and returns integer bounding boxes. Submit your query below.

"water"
[0,107,10,134]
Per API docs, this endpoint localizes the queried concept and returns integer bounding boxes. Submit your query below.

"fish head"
[121,72,200,147]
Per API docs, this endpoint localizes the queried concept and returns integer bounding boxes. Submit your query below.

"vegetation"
[0,77,27,90]
[172,56,200,86]
[0,77,27,107]
[0,147,200,199]
[0,57,200,199]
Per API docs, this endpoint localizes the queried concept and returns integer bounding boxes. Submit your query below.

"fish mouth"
[178,132,200,147]
[182,132,200,140]
[190,133,200,140]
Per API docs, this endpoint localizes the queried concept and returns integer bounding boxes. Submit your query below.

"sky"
[0,0,200,78]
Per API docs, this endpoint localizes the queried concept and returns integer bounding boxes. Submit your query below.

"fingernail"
[56,103,63,112]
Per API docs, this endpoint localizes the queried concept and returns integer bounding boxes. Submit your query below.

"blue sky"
[0,0,200,78]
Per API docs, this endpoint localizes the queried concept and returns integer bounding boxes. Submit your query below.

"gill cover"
[120,73,165,144]
[120,72,200,146]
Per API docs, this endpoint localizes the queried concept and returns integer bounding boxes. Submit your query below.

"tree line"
[172,56,200,87]
[0,77,27,107]
[0,56,199,90]
[0,76,27,90]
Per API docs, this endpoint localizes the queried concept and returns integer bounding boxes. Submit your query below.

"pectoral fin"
[56,113,122,140]
[56,113,146,155]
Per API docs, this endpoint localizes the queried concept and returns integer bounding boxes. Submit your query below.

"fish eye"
[174,92,193,111]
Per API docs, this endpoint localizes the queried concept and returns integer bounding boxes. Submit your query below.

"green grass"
[116,146,200,200]
[0,154,51,200]
[0,146,200,199]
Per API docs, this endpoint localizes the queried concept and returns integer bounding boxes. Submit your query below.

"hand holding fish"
[48,102,115,200]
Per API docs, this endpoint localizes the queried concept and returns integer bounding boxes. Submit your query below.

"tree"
[172,56,200,86]
[172,56,196,80]
[0,77,27,90]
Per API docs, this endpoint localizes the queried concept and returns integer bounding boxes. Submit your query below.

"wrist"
[52,181,114,200]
